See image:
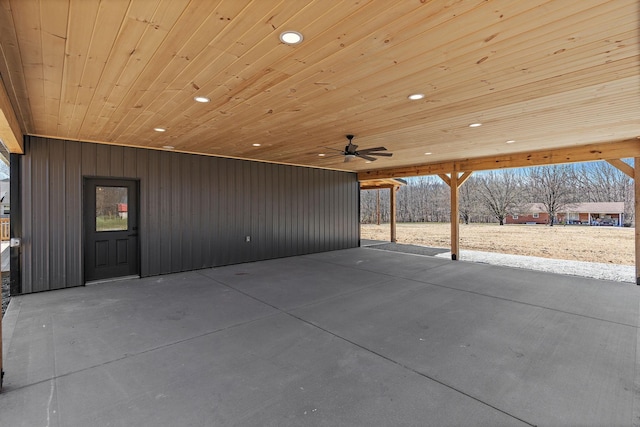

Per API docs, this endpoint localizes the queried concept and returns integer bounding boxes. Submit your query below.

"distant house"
[506,203,549,225]
[559,202,625,226]
[506,202,625,226]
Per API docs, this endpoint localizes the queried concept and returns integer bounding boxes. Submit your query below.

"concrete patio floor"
[1,247,639,426]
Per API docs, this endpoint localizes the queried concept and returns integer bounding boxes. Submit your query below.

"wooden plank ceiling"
[0,0,638,173]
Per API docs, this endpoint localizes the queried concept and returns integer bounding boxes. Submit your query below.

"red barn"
[117,203,128,219]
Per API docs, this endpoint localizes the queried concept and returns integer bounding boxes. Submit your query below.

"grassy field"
[361,223,634,265]
[96,216,127,231]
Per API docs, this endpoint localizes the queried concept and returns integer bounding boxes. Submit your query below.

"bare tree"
[420,177,449,222]
[361,189,390,223]
[361,176,453,223]
[96,186,127,218]
[360,190,373,223]
[476,170,522,225]
[575,160,633,225]
[360,161,633,227]
[459,176,481,224]
[527,165,578,226]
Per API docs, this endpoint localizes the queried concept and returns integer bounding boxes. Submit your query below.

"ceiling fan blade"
[321,146,346,153]
[357,147,387,153]
[358,154,378,162]
[369,152,393,157]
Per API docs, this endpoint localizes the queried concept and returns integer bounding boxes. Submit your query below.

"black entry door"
[84,178,139,282]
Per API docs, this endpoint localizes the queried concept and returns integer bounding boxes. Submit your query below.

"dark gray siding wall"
[19,136,359,293]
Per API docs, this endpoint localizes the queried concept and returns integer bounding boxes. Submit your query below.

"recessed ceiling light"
[408,93,425,100]
[194,96,210,103]
[280,31,303,45]
[365,161,372,164]
[162,145,174,150]
[506,140,515,144]
[252,143,261,147]
[424,152,432,155]
[154,127,166,132]
[318,153,326,157]
[469,123,482,128]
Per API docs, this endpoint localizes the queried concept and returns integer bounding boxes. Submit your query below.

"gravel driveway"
[365,241,634,283]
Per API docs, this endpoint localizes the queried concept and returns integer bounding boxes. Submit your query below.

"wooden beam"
[360,183,399,190]
[606,159,634,179]
[0,148,8,167]
[437,173,451,186]
[359,139,640,181]
[457,171,473,187]
[636,158,640,286]
[0,78,23,154]
[390,186,397,243]
[359,178,407,190]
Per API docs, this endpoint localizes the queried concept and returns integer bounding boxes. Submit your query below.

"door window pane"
[96,186,128,231]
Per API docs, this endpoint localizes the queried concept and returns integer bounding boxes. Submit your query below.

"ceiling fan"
[326,135,393,162]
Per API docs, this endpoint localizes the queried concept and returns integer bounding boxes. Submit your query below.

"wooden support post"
[438,171,473,261]
[633,157,640,286]
[450,173,459,260]
[359,179,407,244]
[390,186,397,243]
[376,189,381,225]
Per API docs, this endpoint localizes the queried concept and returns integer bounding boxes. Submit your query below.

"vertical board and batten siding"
[19,136,360,294]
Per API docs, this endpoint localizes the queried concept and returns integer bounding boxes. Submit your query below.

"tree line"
[361,161,634,226]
